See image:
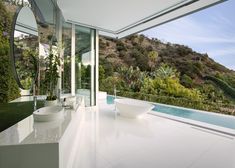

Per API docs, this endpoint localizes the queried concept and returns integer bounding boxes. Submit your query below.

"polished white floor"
[72,101,235,168]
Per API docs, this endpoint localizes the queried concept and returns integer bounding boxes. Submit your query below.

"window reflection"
[75,26,92,106]
[62,23,72,94]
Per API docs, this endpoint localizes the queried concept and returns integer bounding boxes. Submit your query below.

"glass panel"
[36,0,56,96]
[92,30,96,106]
[75,25,91,106]
[62,22,72,94]
[32,0,55,24]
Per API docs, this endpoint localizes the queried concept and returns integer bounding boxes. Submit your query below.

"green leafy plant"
[153,63,178,79]
[44,42,61,101]
[148,50,158,71]
[117,66,147,92]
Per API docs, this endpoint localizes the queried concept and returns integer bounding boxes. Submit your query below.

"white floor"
[72,101,235,168]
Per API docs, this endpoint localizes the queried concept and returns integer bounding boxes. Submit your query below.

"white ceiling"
[57,0,226,38]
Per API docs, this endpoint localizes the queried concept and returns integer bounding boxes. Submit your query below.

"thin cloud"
[143,17,235,44]
[142,12,235,70]
[207,47,235,58]
[210,14,233,27]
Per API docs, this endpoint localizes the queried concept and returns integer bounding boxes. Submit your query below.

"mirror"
[11,6,39,91]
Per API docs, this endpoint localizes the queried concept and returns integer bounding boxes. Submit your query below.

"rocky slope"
[99,34,235,89]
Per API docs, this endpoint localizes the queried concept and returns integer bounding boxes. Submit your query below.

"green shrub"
[180,74,193,88]
[99,65,105,81]
[116,40,126,52]
[153,63,178,79]
[0,1,20,102]
[118,66,147,92]
[130,49,149,71]
[141,77,202,101]
[204,75,235,99]
[99,76,125,94]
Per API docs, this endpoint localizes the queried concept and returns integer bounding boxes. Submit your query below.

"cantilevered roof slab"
[57,0,226,38]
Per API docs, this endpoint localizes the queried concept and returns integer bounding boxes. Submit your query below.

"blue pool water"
[107,96,235,130]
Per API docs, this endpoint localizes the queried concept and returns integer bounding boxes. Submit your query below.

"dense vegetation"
[0,1,20,103]
[99,35,235,115]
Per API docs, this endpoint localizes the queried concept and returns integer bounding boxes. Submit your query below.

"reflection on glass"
[75,26,91,106]
[37,22,56,95]
[13,6,39,91]
[14,31,38,90]
[62,23,72,94]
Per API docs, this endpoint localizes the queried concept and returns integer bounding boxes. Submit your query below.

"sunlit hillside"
[99,34,235,115]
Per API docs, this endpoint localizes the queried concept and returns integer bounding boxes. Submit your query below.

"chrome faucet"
[114,85,120,99]
[33,83,37,111]
[33,96,37,111]
[57,89,61,104]
[114,85,117,119]
[114,85,117,100]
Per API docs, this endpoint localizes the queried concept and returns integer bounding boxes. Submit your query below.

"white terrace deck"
[72,100,235,168]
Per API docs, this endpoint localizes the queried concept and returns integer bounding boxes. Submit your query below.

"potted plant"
[44,39,61,106]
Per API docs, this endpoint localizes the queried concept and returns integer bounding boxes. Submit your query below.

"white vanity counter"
[0,105,85,168]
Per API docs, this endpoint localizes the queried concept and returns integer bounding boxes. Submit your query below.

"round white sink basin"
[33,106,64,122]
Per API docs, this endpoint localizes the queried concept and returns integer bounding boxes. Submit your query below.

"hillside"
[99,34,235,115]
[99,34,235,87]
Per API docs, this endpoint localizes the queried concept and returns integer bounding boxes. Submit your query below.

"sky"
[142,0,235,70]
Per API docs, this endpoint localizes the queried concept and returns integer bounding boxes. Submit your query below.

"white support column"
[90,30,95,106]
[95,30,99,106]
[71,24,76,96]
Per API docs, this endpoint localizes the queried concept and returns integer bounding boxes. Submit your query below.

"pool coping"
[149,111,235,137]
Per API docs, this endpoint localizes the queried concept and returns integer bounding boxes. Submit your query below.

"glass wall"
[35,0,57,95]
[74,25,95,106]
[61,22,72,94]
[60,24,97,106]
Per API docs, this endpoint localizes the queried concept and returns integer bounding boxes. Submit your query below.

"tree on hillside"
[118,66,147,92]
[148,50,158,71]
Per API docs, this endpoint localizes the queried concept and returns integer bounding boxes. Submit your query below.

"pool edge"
[149,111,235,137]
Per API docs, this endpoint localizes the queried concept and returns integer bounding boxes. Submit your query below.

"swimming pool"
[107,96,235,130]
